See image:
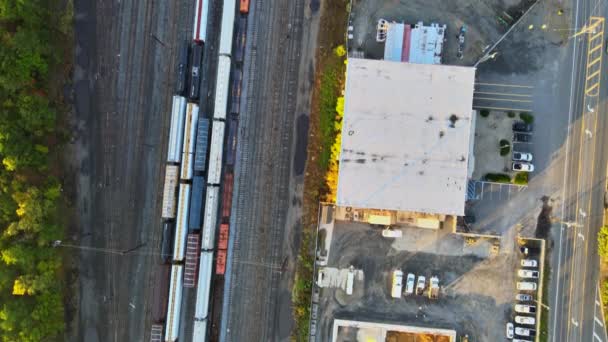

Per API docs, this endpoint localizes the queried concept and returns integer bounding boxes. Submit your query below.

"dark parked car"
[513,121,533,132]
[513,132,532,143]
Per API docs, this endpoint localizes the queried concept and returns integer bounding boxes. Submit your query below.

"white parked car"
[513,152,533,162]
[517,282,537,291]
[405,273,415,295]
[515,304,537,314]
[516,293,533,301]
[515,327,536,337]
[391,270,403,298]
[518,269,539,279]
[515,315,536,325]
[416,275,426,295]
[521,259,538,268]
[506,322,514,339]
[513,162,535,172]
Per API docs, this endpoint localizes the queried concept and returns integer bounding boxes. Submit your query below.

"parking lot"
[313,218,544,342]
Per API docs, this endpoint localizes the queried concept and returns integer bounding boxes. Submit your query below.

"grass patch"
[318,62,342,171]
[499,139,511,156]
[538,262,551,342]
[513,172,528,185]
[520,112,535,124]
[484,173,511,183]
[480,109,490,117]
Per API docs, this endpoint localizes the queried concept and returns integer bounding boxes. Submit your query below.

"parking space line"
[474,97,533,103]
[475,82,533,88]
[473,91,532,97]
[472,105,532,112]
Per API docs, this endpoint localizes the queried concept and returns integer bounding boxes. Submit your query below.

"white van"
[391,270,403,298]
[517,282,537,291]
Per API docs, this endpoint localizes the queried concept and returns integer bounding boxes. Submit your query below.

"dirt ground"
[349,0,536,65]
[315,221,524,342]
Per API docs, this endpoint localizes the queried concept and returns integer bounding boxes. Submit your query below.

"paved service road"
[552,1,608,341]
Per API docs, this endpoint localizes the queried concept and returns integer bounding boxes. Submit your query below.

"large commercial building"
[336,58,476,224]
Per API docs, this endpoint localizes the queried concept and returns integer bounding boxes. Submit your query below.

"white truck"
[391,270,403,298]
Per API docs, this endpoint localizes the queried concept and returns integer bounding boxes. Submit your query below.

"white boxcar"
[218,0,237,55]
[207,121,225,185]
[164,265,184,342]
[192,319,207,342]
[192,0,210,43]
[167,96,187,163]
[213,56,231,120]
[161,165,179,219]
[172,184,191,262]
[201,186,219,250]
[194,251,214,320]
[180,103,199,180]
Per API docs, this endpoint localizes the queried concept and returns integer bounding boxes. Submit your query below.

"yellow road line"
[473,97,533,103]
[587,69,601,80]
[473,91,533,97]
[475,82,534,88]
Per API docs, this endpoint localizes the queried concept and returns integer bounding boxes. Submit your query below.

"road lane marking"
[594,332,602,341]
[596,316,604,326]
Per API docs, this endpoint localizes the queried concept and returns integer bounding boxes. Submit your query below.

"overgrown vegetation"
[507,111,516,118]
[499,139,510,156]
[0,1,72,340]
[480,109,490,117]
[293,0,349,340]
[484,173,511,183]
[539,260,551,342]
[599,226,608,258]
[520,112,535,124]
[513,172,528,185]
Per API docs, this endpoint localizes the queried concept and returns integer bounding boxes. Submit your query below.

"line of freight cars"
[192,0,250,341]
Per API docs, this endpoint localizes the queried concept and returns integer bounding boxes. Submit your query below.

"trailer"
[213,56,231,120]
[192,319,208,342]
[151,264,170,332]
[189,176,206,231]
[164,265,184,342]
[207,121,225,185]
[225,116,238,166]
[218,223,229,250]
[189,43,204,100]
[184,233,200,288]
[161,165,179,219]
[234,17,248,63]
[160,222,174,264]
[194,118,210,172]
[167,96,187,163]
[192,0,210,43]
[180,103,199,180]
[194,251,214,319]
[216,249,227,275]
[221,172,234,220]
[230,69,242,115]
[172,184,191,262]
[219,0,237,56]
[240,0,250,14]
[201,186,220,250]
[175,41,189,95]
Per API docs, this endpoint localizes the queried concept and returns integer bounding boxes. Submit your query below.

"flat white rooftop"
[336,58,476,216]
[332,319,456,342]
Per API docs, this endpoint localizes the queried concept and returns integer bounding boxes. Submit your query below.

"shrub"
[499,139,511,156]
[484,173,511,183]
[480,109,490,117]
[513,172,528,185]
[599,226,608,258]
[333,45,346,57]
[507,111,516,118]
[520,112,534,124]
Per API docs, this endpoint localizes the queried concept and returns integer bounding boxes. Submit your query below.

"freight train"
[151,0,251,340]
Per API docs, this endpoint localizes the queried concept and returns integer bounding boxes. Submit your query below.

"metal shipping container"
[180,103,199,180]
[189,176,206,230]
[201,186,219,250]
[234,17,247,63]
[216,249,227,275]
[161,222,174,264]
[213,55,231,120]
[218,223,229,250]
[175,41,189,95]
[184,233,200,288]
[192,319,208,342]
[164,265,184,342]
[167,96,187,163]
[194,251,214,320]
[230,69,242,114]
[161,165,179,219]
[221,172,234,220]
[192,0,210,43]
[190,44,204,100]
[225,116,238,166]
[207,121,225,185]
[240,0,250,14]
[172,184,191,262]
[151,264,171,323]
[194,118,210,172]
[219,0,237,55]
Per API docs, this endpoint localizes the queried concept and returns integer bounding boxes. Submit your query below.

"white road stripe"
[595,331,603,342]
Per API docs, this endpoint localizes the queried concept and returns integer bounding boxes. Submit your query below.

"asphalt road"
[219,0,319,340]
[552,0,608,341]
[69,1,195,341]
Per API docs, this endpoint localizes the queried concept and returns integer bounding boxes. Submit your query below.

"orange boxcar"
[240,0,250,14]
[218,223,229,250]
[216,249,227,275]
